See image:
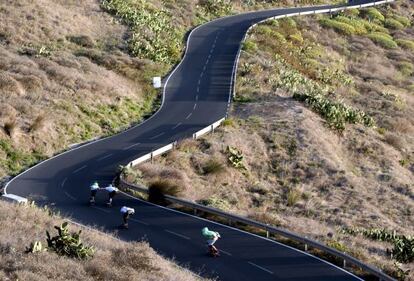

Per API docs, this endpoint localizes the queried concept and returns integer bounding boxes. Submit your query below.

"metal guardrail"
[120,178,395,281]
[127,118,225,168]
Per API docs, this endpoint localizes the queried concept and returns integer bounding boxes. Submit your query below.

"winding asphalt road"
[5,1,390,280]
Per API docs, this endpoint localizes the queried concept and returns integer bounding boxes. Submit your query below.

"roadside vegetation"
[127,1,414,279]
[0,200,204,281]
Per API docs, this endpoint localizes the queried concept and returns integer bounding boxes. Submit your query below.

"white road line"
[64,191,77,201]
[92,206,111,213]
[220,249,232,256]
[61,177,67,188]
[172,122,182,129]
[123,143,141,150]
[248,262,274,275]
[197,86,200,93]
[130,218,149,226]
[186,113,192,119]
[73,165,87,174]
[150,132,165,140]
[97,153,113,162]
[193,103,197,110]
[165,230,190,240]
[196,95,199,101]
[198,80,201,85]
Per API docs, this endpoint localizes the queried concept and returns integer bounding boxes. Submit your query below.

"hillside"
[0,0,333,178]
[0,200,204,281]
[126,0,414,279]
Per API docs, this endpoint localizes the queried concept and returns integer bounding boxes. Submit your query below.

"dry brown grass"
[0,200,204,281]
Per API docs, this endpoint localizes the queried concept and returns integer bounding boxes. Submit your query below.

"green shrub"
[392,15,411,27]
[384,18,404,30]
[101,0,182,63]
[327,239,349,252]
[319,18,356,35]
[342,227,414,263]
[364,8,385,22]
[396,39,414,52]
[198,196,231,211]
[222,118,236,127]
[288,33,304,44]
[286,188,301,206]
[335,16,368,35]
[242,40,258,52]
[367,32,398,49]
[0,139,45,175]
[44,222,94,260]
[203,159,225,174]
[398,61,414,77]
[342,8,360,18]
[198,0,232,17]
[293,92,375,131]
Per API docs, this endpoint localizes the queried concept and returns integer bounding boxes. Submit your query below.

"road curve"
[5,1,388,280]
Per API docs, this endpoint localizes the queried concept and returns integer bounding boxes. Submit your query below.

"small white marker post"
[153,77,162,89]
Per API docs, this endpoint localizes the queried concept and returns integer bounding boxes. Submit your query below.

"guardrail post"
[305,244,308,252]
[151,152,154,163]
[343,259,347,269]
[211,124,214,133]
[266,230,269,238]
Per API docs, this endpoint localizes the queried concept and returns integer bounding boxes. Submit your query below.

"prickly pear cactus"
[46,222,94,260]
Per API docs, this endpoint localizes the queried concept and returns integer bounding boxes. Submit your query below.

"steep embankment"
[0,201,204,281]
[127,0,414,279]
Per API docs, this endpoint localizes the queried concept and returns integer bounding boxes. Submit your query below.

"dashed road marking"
[165,230,190,240]
[97,153,113,162]
[92,206,111,214]
[248,262,274,275]
[150,132,165,140]
[73,165,87,174]
[196,95,199,101]
[123,143,141,150]
[130,218,149,226]
[172,122,182,129]
[220,249,232,256]
[186,113,192,119]
[197,86,200,93]
[193,103,197,110]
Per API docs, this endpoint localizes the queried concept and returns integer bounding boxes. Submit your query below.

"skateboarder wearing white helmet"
[120,206,135,229]
[105,184,118,207]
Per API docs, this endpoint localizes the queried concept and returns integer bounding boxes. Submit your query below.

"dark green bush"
[148,180,182,205]
[203,159,225,175]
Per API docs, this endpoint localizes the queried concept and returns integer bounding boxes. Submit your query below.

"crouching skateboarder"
[105,184,118,207]
[89,181,100,205]
[120,206,135,229]
[202,227,221,257]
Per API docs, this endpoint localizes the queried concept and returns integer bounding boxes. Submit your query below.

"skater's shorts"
[207,237,218,246]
